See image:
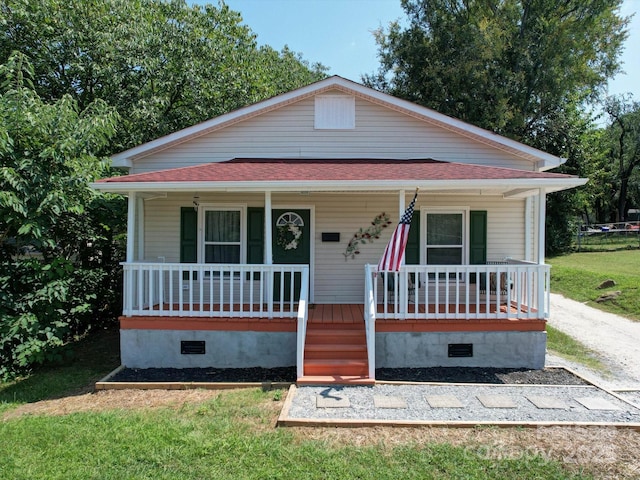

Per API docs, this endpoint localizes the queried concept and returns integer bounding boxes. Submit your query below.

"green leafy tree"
[365,0,627,143]
[0,52,120,378]
[0,0,327,152]
[365,0,629,252]
[602,96,640,222]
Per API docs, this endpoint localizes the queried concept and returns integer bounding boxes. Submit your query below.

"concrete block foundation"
[120,329,296,369]
[375,331,546,369]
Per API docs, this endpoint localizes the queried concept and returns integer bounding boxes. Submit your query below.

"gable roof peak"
[111,75,564,171]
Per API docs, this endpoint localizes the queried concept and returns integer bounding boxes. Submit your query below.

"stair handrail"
[364,264,376,380]
[296,266,310,379]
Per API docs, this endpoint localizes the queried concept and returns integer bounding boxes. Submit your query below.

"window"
[203,208,243,264]
[425,211,465,265]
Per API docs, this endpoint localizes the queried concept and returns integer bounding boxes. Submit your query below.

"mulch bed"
[109,366,588,385]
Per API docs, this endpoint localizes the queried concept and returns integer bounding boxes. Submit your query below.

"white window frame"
[420,207,469,270]
[197,204,247,264]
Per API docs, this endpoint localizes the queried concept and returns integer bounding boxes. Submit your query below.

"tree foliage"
[0,52,123,378]
[602,96,640,222]
[0,1,327,377]
[365,0,627,143]
[365,0,629,253]
[0,0,328,152]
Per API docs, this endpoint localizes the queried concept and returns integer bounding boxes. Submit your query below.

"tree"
[365,0,629,252]
[603,96,640,222]
[0,0,327,152]
[0,52,120,378]
[365,0,628,144]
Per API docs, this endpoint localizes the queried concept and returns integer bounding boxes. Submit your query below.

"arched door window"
[276,212,304,227]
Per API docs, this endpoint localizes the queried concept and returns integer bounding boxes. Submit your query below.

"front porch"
[119,262,549,383]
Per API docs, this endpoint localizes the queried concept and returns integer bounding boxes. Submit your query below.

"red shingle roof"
[99,158,575,183]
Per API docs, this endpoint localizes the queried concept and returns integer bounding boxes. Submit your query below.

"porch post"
[525,196,532,261]
[537,188,546,264]
[398,189,406,219]
[124,191,137,316]
[264,191,273,318]
[264,191,273,265]
[126,191,137,262]
[398,190,406,313]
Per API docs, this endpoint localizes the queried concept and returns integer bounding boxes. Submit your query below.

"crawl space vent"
[181,340,205,355]
[448,343,473,358]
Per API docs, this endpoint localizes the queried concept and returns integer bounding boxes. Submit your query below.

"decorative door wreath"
[276,212,304,250]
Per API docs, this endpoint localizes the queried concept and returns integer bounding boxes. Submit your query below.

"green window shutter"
[405,211,421,265]
[246,207,264,279]
[246,207,265,264]
[180,207,198,280]
[180,207,198,263]
[469,210,487,265]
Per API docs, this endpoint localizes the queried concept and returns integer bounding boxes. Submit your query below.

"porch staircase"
[297,321,374,385]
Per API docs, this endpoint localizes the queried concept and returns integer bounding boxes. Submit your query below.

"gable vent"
[315,95,355,129]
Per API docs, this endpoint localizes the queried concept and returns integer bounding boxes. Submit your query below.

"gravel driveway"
[547,293,640,390]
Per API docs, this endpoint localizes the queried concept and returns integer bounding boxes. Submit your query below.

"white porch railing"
[366,261,550,320]
[121,262,309,319]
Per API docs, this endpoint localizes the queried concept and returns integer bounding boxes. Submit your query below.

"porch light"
[193,194,200,211]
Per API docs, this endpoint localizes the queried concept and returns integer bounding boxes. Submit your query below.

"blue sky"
[198,0,639,99]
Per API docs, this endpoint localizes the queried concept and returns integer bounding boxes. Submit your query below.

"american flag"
[377,190,418,272]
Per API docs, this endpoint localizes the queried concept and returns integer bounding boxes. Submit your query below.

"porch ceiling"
[93,158,586,196]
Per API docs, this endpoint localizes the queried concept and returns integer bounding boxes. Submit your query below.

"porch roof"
[93,158,586,196]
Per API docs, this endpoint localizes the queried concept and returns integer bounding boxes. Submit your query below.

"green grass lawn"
[0,332,590,479]
[0,386,588,480]
[548,250,640,321]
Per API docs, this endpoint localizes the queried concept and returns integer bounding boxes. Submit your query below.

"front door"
[272,209,311,301]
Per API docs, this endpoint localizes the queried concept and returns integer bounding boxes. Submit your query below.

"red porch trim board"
[120,303,545,332]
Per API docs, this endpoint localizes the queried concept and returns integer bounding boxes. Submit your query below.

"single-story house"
[93,76,586,384]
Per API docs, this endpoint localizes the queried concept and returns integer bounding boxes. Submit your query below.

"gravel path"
[285,384,640,425]
[546,293,640,391]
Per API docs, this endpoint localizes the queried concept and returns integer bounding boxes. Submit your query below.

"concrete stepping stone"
[526,395,568,409]
[476,394,517,408]
[574,396,621,411]
[425,394,464,408]
[373,395,407,409]
[316,395,351,408]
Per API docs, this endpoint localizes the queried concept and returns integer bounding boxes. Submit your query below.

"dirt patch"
[2,388,222,420]
[292,425,640,479]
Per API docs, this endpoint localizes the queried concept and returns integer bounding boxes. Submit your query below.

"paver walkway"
[280,382,640,427]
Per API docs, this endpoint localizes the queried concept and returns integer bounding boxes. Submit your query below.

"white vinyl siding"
[132,94,536,174]
[141,192,525,303]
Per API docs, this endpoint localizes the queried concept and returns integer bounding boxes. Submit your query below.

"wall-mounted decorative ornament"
[343,212,392,260]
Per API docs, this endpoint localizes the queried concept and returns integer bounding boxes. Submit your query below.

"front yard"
[2,250,640,479]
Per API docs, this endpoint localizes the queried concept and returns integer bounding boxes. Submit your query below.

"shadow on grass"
[0,328,120,407]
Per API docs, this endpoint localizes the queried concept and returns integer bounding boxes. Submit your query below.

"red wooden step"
[303,359,368,376]
[304,343,367,360]
[297,375,375,386]
[305,329,366,345]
